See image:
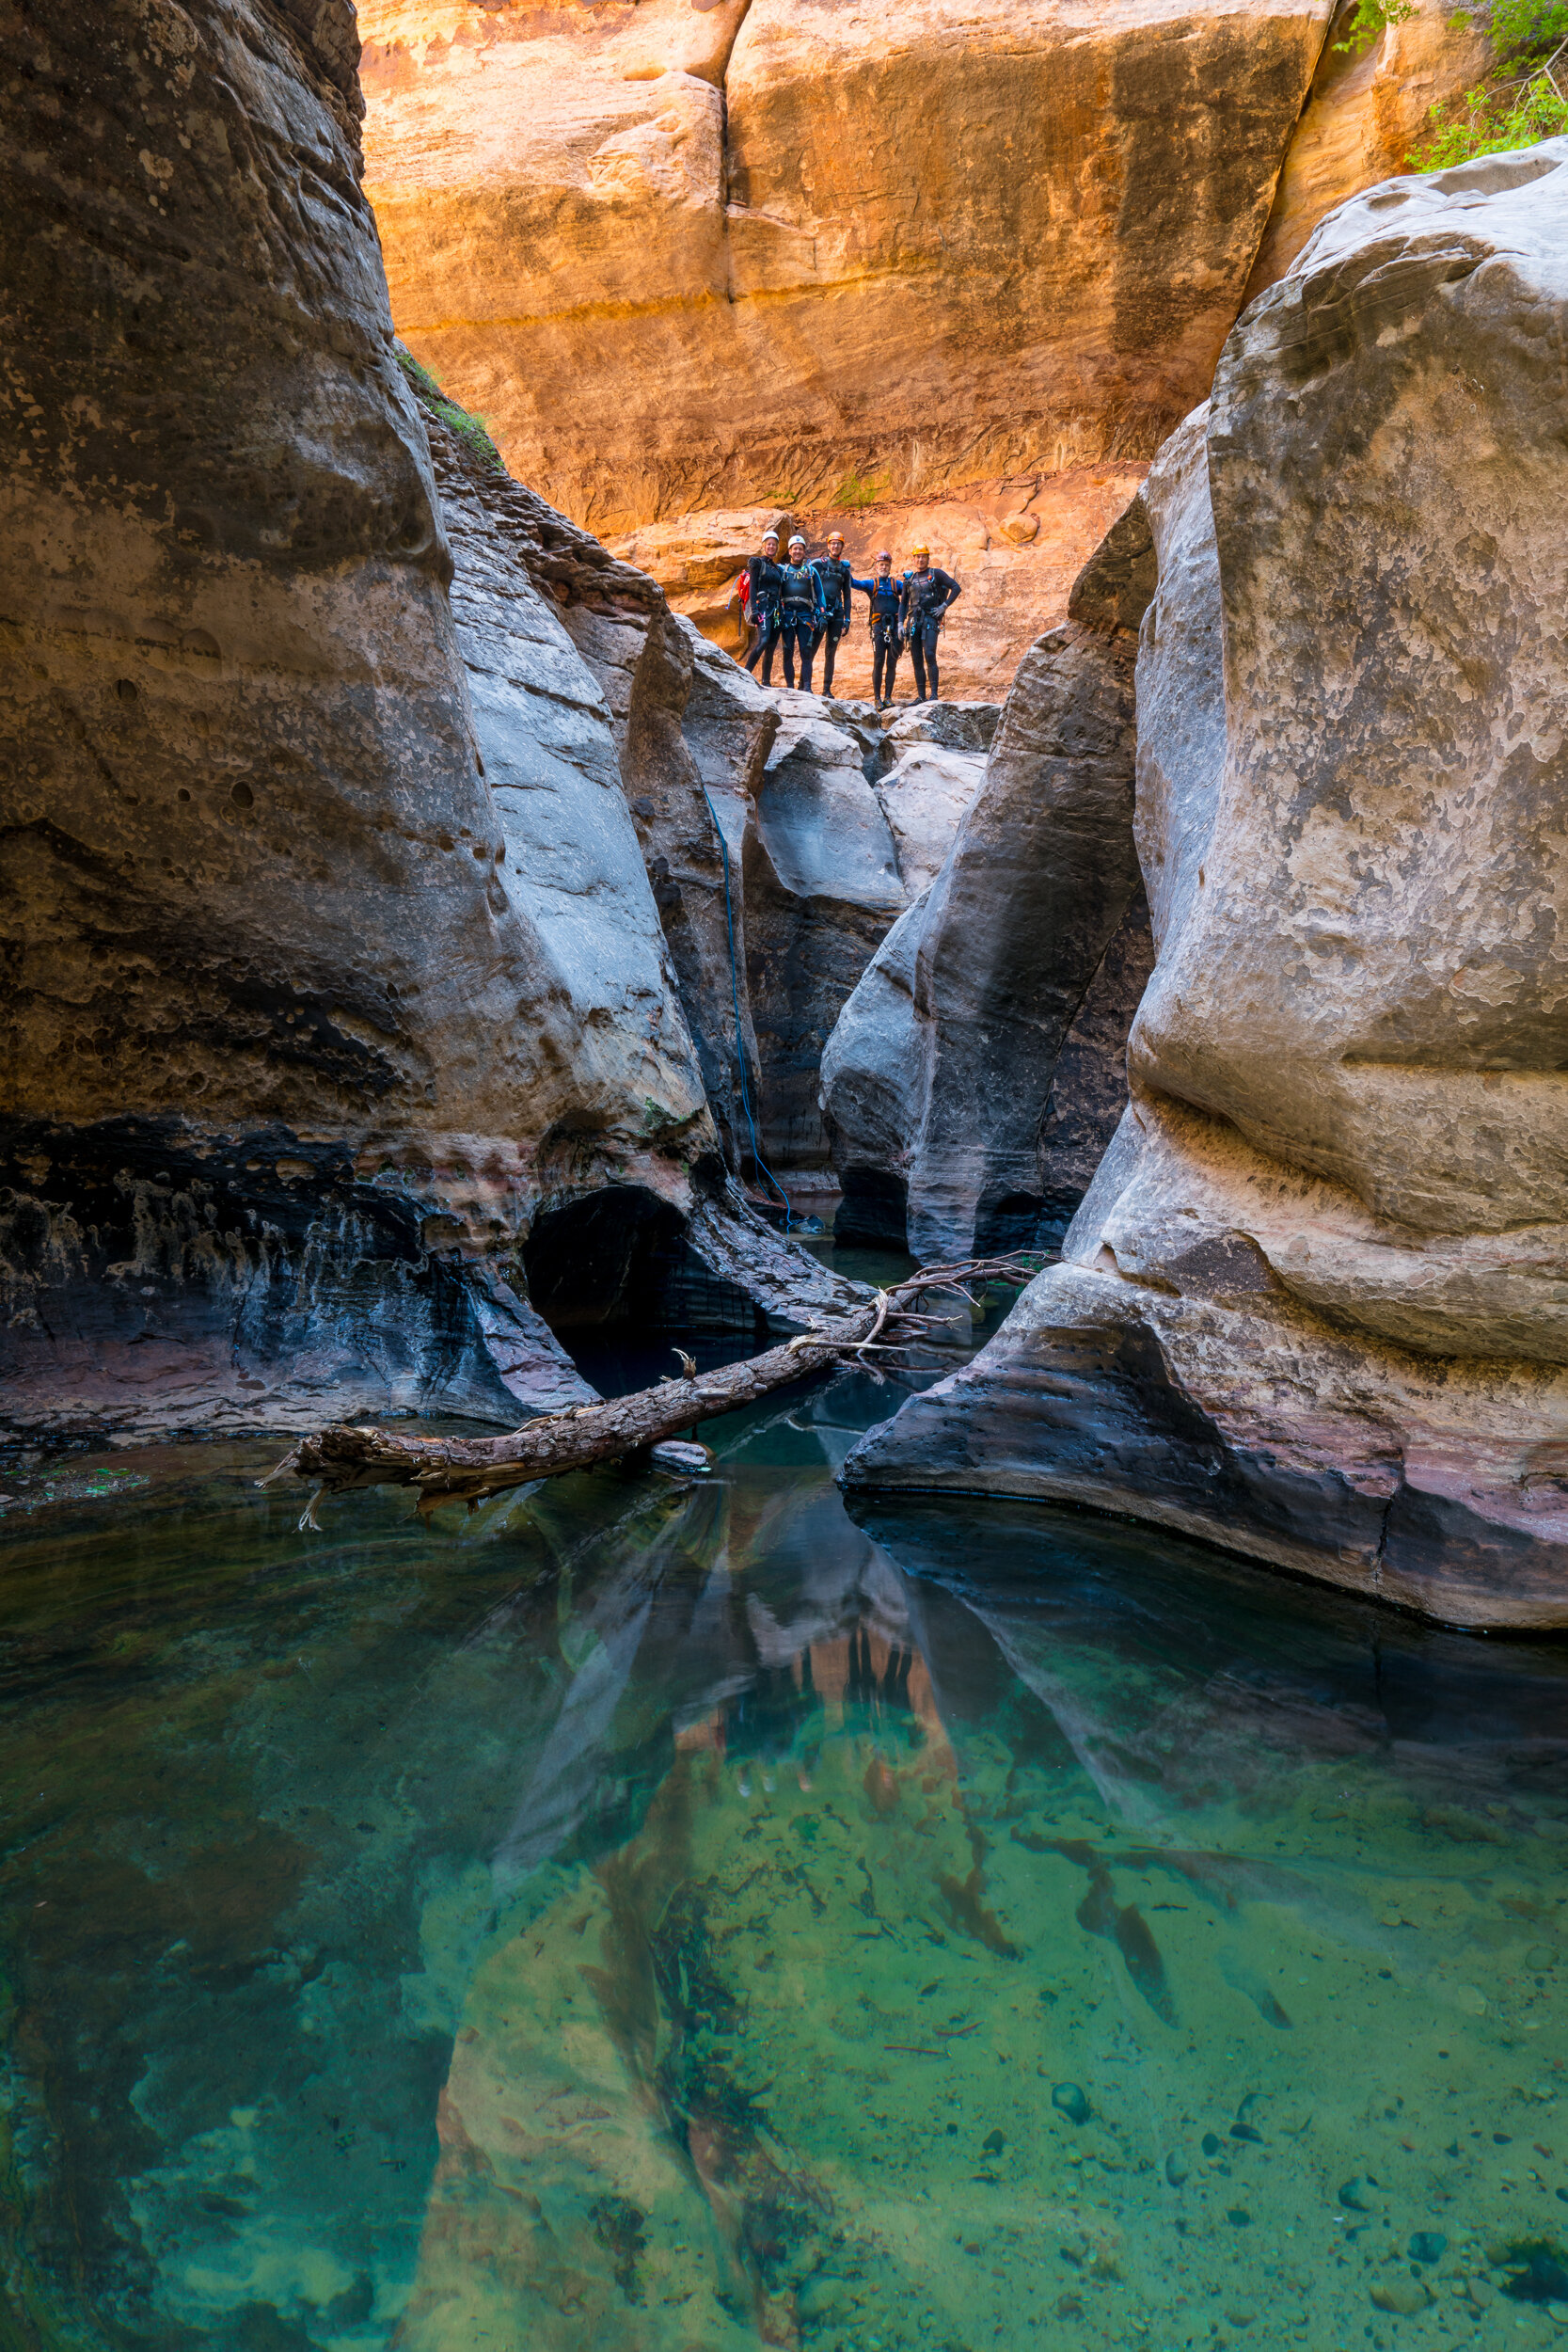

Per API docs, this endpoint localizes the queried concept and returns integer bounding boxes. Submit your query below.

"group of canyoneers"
[737,530,962,708]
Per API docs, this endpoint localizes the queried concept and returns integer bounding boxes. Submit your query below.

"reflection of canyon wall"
[847,147,1568,1632]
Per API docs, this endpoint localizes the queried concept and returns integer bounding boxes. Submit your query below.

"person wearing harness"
[865,550,905,709]
[778,534,827,691]
[901,545,961,701]
[809,531,872,698]
[741,529,784,682]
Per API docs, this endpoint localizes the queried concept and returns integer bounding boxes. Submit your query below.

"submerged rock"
[843,143,1568,1629]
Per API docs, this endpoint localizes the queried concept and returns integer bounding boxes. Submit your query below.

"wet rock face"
[0,1,855,1443]
[845,145,1568,1629]
[821,613,1152,1261]
[360,0,1334,533]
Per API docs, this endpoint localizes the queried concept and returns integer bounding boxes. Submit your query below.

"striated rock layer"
[0,0,860,1447]
[360,0,1335,535]
[846,146,1568,1630]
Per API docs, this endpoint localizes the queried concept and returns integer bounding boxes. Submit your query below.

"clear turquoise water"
[5,1309,1568,2350]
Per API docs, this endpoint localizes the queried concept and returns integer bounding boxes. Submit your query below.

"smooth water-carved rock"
[873,745,989,898]
[845,145,1568,1629]
[821,527,1153,1260]
[743,697,908,1177]
[0,0,857,1445]
[422,416,776,1176]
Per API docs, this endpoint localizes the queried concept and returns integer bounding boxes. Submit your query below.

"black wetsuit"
[742,553,784,681]
[777,560,824,690]
[809,557,870,695]
[902,564,961,700]
[866,570,905,706]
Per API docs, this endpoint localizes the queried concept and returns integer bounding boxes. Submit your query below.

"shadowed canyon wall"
[846,142,1568,1630]
[0,0,860,1446]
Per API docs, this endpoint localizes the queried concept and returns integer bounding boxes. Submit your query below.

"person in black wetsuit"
[865,550,904,709]
[741,530,784,681]
[777,534,826,691]
[809,532,871,699]
[901,544,961,701]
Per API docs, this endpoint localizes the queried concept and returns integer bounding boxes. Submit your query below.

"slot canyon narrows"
[6,2,1568,2345]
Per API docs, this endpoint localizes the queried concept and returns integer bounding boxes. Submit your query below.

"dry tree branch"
[262,1256,1039,1524]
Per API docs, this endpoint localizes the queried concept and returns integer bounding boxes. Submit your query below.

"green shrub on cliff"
[1335,0,1418,54]
[1408,0,1568,167]
[395,347,505,474]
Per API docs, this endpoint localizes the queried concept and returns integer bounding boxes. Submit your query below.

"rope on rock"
[698,779,794,1232]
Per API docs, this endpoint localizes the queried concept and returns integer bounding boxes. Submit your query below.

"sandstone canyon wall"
[846,143,1568,1631]
[360,0,1338,531]
[359,0,1356,696]
[0,0,860,1448]
[356,0,1498,706]
[1243,0,1495,298]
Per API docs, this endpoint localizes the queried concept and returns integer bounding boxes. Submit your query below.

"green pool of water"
[5,1359,1568,2351]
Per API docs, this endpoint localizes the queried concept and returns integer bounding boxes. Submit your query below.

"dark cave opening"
[522,1186,768,1397]
[832,1167,909,1251]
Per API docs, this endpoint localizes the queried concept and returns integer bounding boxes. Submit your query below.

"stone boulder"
[0,0,861,1446]
[882,705,1000,758]
[845,144,1568,1630]
[821,501,1156,1260]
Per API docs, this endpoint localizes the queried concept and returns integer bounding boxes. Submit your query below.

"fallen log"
[265,1256,1037,1528]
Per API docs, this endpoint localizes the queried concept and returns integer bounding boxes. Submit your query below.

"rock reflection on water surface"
[3,1384,1568,2351]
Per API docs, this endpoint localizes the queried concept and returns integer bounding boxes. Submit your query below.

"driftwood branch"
[264,1257,1038,1525]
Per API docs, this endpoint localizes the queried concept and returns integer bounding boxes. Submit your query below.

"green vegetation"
[833,466,889,513]
[395,346,505,473]
[1408,0,1568,167]
[1334,0,1418,56]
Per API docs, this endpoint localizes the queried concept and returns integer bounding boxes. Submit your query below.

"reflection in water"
[4,1369,1568,2349]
